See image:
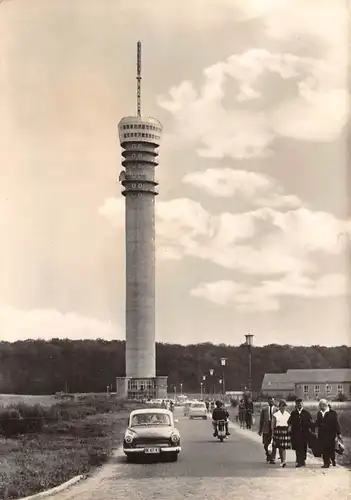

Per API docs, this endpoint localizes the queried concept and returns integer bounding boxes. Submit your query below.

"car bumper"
[124,446,181,454]
[189,413,207,417]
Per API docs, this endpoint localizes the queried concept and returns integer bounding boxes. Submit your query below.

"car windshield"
[130,412,171,426]
[192,404,205,408]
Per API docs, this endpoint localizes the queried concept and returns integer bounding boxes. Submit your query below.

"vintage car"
[123,408,181,462]
[188,401,207,419]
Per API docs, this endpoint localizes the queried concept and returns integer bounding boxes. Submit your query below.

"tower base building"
[116,376,168,400]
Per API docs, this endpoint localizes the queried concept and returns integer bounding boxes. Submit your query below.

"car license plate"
[145,447,160,454]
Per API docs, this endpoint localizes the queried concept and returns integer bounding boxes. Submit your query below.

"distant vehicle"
[183,402,192,416]
[177,395,188,405]
[123,408,181,463]
[188,402,207,420]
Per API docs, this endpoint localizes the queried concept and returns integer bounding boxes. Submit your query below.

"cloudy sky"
[0,0,350,346]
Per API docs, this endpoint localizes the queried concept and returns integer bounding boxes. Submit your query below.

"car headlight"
[124,430,135,443]
[171,433,180,443]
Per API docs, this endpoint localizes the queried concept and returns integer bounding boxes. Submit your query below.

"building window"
[314,385,320,396]
[337,384,343,394]
[303,385,309,396]
[132,154,136,159]
[142,124,145,129]
[132,144,136,148]
[142,133,145,137]
[325,384,332,395]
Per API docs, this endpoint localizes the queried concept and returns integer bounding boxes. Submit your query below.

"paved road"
[53,408,350,500]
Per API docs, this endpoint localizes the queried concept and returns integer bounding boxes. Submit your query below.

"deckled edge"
[18,474,85,500]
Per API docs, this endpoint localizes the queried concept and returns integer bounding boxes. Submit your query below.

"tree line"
[0,339,349,395]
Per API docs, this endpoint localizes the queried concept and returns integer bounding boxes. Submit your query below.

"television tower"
[116,42,167,400]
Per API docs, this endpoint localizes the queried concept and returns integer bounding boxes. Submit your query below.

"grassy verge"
[228,404,351,467]
[0,397,141,500]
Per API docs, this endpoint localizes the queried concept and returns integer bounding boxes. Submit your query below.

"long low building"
[261,368,351,400]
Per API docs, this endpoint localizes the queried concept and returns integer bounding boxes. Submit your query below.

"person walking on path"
[272,399,291,468]
[245,395,254,429]
[238,399,246,428]
[287,398,313,467]
[315,399,342,468]
[258,396,278,463]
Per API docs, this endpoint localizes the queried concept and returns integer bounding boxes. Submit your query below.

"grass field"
[0,396,140,500]
[0,394,58,408]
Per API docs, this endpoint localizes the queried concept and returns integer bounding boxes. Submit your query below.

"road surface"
[52,408,350,500]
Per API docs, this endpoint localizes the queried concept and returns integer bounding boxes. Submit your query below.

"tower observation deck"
[115,42,167,400]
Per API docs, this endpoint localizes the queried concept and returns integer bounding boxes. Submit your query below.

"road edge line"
[17,475,85,500]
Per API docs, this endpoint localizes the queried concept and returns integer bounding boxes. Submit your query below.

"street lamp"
[245,334,254,393]
[220,357,227,396]
[202,375,206,397]
[209,369,214,398]
[180,383,183,396]
[200,381,203,399]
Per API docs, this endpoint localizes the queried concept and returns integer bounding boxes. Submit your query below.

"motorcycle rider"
[212,400,230,437]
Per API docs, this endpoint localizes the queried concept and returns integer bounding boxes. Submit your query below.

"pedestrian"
[258,396,278,463]
[287,398,313,467]
[315,399,342,468]
[238,398,246,428]
[272,399,291,468]
[245,395,254,429]
[205,400,209,413]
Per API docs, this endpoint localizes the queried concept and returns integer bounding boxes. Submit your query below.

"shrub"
[0,409,22,437]
[335,392,348,402]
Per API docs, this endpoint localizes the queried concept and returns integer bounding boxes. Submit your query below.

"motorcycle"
[215,420,227,442]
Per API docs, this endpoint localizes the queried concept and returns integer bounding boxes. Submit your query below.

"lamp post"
[200,382,203,400]
[202,375,206,398]
[209,369,214,398]
[180,383,183,396]
[245,334,254,394]
[220,357,227,397]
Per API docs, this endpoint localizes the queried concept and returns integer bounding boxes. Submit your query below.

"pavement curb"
[18,474,85,500]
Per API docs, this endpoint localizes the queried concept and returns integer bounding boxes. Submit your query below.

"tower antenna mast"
[136,41,142,118]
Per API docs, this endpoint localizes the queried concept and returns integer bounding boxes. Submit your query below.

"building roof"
[286,368,351,384]
[261,373,295,391]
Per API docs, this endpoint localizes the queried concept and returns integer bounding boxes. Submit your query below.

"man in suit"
[287,398,313,467]
[258,396,278,463]
[315,399,341,468]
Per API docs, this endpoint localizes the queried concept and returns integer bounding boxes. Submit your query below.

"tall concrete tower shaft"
[118,116,161,378]
[116,40,166,399]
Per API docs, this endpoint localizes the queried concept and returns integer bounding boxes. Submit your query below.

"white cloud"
[182,168,302,209]
[158,47,348,159]
[191,272,349,311]
[0,306,121,341]
[99,197,351,275]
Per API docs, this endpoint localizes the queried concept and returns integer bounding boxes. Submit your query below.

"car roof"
[129,408,172,416]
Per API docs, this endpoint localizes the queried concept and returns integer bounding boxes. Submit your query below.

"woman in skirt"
[272,399,291,467]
